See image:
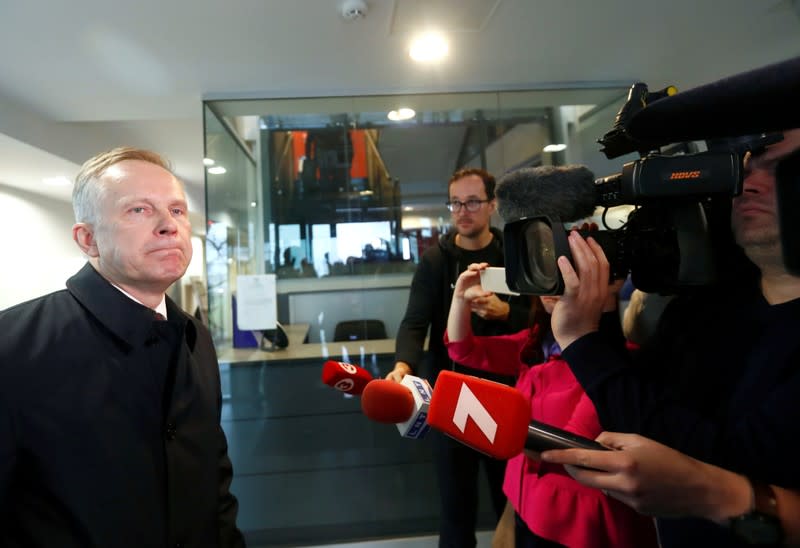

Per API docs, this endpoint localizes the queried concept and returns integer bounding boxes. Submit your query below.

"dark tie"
[154,311,167,321]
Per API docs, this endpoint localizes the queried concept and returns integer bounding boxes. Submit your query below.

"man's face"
[732,129,800,253]
[449,174,495,239]
[89,159,193,293]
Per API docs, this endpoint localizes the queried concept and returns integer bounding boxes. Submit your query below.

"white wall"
[0,184,209,313]
[0,185,86,310]
[565,101,639,178]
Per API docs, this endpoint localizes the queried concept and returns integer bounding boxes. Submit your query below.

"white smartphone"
[479,267,520,296]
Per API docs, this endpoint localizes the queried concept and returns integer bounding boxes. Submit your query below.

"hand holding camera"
[550,232,613,350]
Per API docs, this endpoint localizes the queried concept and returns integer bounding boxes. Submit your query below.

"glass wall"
[204,88,632,346]
[203,87,634,545]
[204,104,261,342]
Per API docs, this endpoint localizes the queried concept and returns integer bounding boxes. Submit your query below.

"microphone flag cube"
[396,374,432,440]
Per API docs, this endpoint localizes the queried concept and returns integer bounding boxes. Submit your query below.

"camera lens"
[523,222,558,292]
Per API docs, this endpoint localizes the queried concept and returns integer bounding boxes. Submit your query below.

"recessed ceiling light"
[543,144,567,152]
[43,176,71,186]
[208,166,227,175]
[388,108,416,121]
[403,206,414,212]
[203,158,215,166]
[409,32,448,63]
[250,201,257,208]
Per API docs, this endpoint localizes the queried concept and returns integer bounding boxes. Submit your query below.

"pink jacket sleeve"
[443,329,528,376]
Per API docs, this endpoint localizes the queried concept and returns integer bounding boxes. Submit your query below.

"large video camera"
[502,82,781,295]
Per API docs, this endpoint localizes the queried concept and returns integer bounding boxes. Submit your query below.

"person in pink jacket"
[445,262,657,548]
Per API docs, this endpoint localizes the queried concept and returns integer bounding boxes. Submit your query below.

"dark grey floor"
[219,355,497,546]
[253,530,493,548]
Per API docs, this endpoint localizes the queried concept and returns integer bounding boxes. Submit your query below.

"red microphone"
[427,370,530,460]
[321,360,374,396]
[361,376,432,439]
[361,380,414,423]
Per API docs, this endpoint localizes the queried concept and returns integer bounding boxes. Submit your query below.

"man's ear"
[73,223,99,257]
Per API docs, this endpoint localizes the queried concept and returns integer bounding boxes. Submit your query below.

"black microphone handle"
[524,420,608,452]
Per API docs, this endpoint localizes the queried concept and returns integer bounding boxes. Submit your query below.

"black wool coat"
[0,263,245,548]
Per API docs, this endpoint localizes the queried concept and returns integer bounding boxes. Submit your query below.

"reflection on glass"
[266,126,412,277]
[204,105,260,342]
[202,87,631,545]
[204,88,629,345]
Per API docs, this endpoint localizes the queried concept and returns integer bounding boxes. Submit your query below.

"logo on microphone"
[427,371,530,459]
[411,378,432,403]
[406,411,429,438]
[334,378,355,392]
[453,383,497,443]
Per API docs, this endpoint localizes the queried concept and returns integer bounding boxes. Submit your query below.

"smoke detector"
[340,0,368,21]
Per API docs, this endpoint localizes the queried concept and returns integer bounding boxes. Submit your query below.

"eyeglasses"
[446,199,490,213]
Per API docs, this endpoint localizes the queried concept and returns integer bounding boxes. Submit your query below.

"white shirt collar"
[110,283,167,320]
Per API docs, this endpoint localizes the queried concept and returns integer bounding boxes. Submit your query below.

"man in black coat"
[0,147,245,547]
[388,168,530,548]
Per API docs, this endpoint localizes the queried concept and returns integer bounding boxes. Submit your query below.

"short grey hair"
[72,147,172,224]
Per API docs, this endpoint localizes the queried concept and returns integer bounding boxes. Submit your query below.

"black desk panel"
[220,355,498,546]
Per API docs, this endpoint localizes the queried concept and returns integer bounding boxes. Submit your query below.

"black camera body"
[505,200,724,295]
[501,83,783,296]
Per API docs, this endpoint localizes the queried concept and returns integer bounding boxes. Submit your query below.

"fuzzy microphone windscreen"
[495,165,598,223]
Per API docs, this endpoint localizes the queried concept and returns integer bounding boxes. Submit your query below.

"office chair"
[333,319,388,342]
[260,322,290,351]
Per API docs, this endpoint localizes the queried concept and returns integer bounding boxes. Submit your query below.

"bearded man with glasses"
[387,168,530,548]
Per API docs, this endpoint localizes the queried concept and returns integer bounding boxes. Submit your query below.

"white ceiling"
[0,0,798,220]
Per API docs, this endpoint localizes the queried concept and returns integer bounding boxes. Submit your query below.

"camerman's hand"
[540,432,752,522]
[551,231,610,349]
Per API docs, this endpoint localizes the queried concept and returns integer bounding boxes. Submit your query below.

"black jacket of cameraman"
[563,252,800,547]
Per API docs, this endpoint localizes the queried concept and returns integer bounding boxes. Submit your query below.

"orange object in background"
[291,131,307,181]
[290,129,368,183]
[349,129,367,182]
